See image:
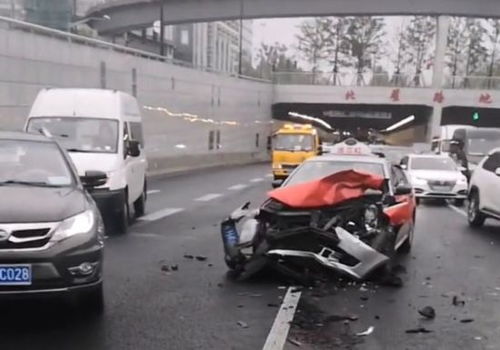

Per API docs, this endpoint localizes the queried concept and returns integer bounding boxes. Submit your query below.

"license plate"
[0,265,32,285]
[433,186,452,192]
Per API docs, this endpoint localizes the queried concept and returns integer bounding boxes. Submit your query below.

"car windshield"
[410,157,456,171]
[26,117,119,153]
[274,134,314,152]
[0,140,73,187]
[467,138,500,156]
[285,160,385,186]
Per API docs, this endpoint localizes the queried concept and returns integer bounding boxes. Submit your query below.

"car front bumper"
[413,182,468,199]
[0,235,103,296]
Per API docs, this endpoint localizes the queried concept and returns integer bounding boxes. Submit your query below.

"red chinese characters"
[433,91,444,103]
[345,90,356,101]
[479,93,492,104]
[390,89,400,102]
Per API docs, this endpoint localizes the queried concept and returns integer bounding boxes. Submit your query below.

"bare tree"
[487,19,500,88]
[340,16,386,85]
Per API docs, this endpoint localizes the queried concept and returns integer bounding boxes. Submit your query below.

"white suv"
[468,148,500,227]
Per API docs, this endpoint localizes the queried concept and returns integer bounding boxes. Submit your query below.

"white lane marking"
[228,184,248,191]
[147,189,161,195]
[138,208,184,221]
[195,193,222,202]
[449,204,467,218]
[265,174,273,178]
[250,178,264,183]
[262,287,302,350]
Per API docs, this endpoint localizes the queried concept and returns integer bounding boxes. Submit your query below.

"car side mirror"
[395,184,412,195]
[495,168,500,176]
[400,164,407,170]
[80,170,107,189]
[272,179,283,188]
[127,140,141,157]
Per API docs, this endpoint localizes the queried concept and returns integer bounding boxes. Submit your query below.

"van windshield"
[274,134,314,152]
[27,117,119,154]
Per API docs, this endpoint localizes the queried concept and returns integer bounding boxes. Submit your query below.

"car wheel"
[80,283,104,315]
[400,223,414,254]
[454,198,465,207]
[468,192,485,228]
[134,182,147,217]
[115,196,129,234]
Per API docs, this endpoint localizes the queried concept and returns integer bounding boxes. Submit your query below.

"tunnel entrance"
[272,103,433,144]
[441,106,500,127]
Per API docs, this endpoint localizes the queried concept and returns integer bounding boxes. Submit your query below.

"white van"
[25,88,148,233]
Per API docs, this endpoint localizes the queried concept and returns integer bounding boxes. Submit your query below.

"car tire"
[468,192,485,228]
[454,198,465,207]
[134,182,147,218]
[115,196,129,234]
[400,223,414,254]
[80,283,104,315]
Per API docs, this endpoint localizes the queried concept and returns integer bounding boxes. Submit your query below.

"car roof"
[309,153,388,165]
[0,130,53,143]
[408,153,451,159]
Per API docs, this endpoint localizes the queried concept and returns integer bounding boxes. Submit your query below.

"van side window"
[130,122,144,146]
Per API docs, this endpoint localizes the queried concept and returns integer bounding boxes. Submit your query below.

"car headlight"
[51,209,96,242]
[364,205,379,228]
[273,164,282,169]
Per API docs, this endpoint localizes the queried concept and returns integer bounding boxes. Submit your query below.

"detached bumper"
[89,188,125,218]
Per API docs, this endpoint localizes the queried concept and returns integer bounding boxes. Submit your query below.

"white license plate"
[0,265,32,285]
[433,186,452,192]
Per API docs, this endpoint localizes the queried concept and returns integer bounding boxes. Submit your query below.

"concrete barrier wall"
[0,22,273,175]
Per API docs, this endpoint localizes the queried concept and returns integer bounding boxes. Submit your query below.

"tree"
[487,19,500,87]
[446,17,468,87]
[296,17,331,83]
[399,16,436,87]
[340,16,386,85]
[323,17,350,85]
[255,42,299,81]
[463,19,489,87]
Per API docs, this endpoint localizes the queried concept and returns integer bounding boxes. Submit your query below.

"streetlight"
[69,14,110,30]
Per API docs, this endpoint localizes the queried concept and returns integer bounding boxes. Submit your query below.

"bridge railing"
[272,71,431,88]
[0,15,271,83]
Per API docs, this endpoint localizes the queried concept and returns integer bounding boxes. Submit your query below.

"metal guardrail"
[0,15,271,83]
[272,71,431,88]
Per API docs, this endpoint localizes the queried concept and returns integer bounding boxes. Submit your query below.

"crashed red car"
[221,153,416,282]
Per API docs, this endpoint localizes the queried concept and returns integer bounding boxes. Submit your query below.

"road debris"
[161,265,170,272]
[356,326,374,336]
[418,306,436,319]
[460,318,474,323]
[183,254,194,259]
[452,295,466,306]
[195,256,208,261]
[237,321,249,328]
[287,338,302,347]
[360,296,369,301]
[267,303,280,308]
[405,327,433,334]
[171,264,178,271]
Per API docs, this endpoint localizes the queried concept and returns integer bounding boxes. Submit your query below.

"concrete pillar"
[429,15,450,140]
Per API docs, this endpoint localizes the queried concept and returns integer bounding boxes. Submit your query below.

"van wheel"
[115,197,129,234]
[134,183,147,217]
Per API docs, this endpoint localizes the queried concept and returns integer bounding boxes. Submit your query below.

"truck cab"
[272,124,321,184]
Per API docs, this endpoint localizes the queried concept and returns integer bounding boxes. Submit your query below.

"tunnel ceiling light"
[288,112,333,130]
[383,115,415,132]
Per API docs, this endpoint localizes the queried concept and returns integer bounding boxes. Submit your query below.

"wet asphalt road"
[0,164,500,350]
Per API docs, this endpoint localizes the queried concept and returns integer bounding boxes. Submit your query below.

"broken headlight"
[364,205,379,228]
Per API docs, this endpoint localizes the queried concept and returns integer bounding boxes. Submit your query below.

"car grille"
[0,223,56,250]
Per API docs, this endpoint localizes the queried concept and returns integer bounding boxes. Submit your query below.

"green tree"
[340,16,386,85]
[399,16,436,87]
[296,17,331,83]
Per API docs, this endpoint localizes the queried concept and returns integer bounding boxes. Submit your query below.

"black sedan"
[0,131,105,311]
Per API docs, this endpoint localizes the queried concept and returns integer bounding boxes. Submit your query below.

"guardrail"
[0,15,271,83]
[272,71,431,88]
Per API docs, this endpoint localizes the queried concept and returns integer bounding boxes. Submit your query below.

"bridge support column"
[429,15,450,141]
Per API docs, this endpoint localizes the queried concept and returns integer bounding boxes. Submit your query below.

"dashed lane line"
[195,193,223,202]
[448,204,467,218]
[262,287,302,350]
[250,178,264,183]
[138,208,184,222]
[147,189,161,195]
[228,184,248,191]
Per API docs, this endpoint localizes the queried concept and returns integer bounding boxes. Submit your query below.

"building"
[0,0,24,19]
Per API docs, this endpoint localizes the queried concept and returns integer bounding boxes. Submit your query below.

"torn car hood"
[268,170,385,209]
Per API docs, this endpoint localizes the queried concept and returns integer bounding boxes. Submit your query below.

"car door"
[389,165,415,246]
[123,122,139,204]
[478,152,500,214]
[129,121,147,200]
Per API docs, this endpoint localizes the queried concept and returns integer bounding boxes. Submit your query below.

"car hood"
[0,186,87,223]
[68,152,120,176]
[409,169,462,181]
